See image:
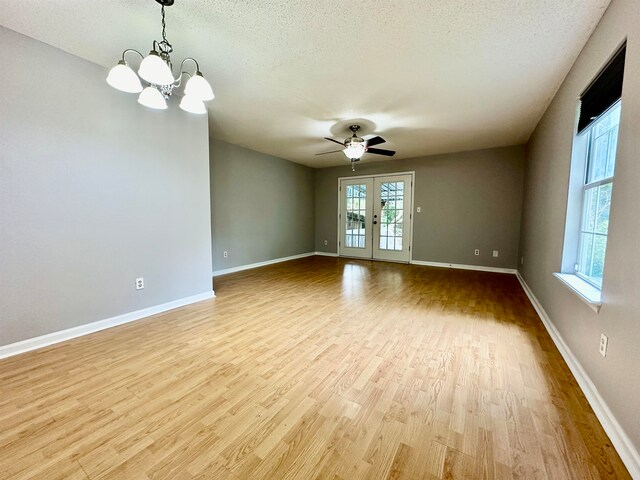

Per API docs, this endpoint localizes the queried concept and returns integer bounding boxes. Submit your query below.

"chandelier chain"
[157,4,172,56]
[161,5,167,42]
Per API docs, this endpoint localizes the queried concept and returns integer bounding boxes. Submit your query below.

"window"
[557,43,625,308]
[576,101,620,288]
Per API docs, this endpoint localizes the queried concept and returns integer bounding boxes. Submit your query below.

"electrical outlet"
[474,249,480,256]
[324,240,328,246]
[493,250,499,257]
[223,251,228,258]
[416,206,421,213]
[135,277,144,290]
[599,333,608,357]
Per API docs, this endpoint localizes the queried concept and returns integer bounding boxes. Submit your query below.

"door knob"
[373,221,378,225]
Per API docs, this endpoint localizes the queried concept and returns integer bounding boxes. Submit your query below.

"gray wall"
[315,146,525,269]
[210,139,314,273]
[0,27,213,346]
[518,0,640,453]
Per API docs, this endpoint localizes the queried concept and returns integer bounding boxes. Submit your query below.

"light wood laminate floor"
[0,256,630,479]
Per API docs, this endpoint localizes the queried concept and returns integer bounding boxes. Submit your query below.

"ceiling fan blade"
[315,150,344,156]
[366,136,386,147]
[366,147,396,157]
[324,137,345,146]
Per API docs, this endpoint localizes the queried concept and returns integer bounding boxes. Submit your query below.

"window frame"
[574,99,621,289]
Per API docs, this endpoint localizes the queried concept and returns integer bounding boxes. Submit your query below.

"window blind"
[578,43,626,134]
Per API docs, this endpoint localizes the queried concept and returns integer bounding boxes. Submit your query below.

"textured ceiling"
[1,0,609,167]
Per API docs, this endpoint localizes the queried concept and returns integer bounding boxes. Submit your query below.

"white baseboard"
[516,272,640,478]
[0,290,215,360]
[410,259,517,274]
[213,252,316,276]
[314,251,339,257]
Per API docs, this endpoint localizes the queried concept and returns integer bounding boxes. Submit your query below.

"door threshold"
[337,255,410,265]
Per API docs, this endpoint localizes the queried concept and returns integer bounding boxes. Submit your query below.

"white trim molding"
[214,255,517,276]
[410,259,517,274]
[0,290,215,360]
[516,272,640,478]
[213,252,316,276]
[553,272,602,313]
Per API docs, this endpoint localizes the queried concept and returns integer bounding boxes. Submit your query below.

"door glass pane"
[345,184,366,249]
[379,181,405,251]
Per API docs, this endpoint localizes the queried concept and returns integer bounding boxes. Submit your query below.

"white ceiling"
[1,0,609,168]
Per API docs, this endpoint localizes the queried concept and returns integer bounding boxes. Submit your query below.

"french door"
[339,173,413,262]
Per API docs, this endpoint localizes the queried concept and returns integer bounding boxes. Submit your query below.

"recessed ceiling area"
[0,0,610,167]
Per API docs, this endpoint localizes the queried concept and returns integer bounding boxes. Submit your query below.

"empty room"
[1,0,639,479]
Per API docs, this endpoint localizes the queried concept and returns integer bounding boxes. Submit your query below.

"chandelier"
[106,0,214,114]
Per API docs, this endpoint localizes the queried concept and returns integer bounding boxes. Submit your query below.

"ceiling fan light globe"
[138,50,175,86]
[107,61,143,93]
[343,143,365,159]
[184,72,214,101]
[137,86,168,110]
[179,94,207,114]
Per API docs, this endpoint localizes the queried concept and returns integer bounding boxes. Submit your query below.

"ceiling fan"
[317,125,396,170]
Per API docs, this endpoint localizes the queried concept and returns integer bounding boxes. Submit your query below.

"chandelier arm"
[173,71,193,88]
[121,48,144,63]
[179,58,201,74]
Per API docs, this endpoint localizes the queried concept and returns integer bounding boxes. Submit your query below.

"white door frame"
[337,171,416,263]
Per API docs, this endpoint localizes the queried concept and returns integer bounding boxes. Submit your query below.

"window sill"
[553,273,602,313]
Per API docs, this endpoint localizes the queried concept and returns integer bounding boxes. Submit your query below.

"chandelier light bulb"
[106,61,143,93]
[138,86,168,110]
[179,94,207,114]
[138,50,175,86]
[184,72,214,101]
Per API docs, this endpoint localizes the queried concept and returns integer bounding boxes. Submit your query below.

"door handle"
[373,221,378,225]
